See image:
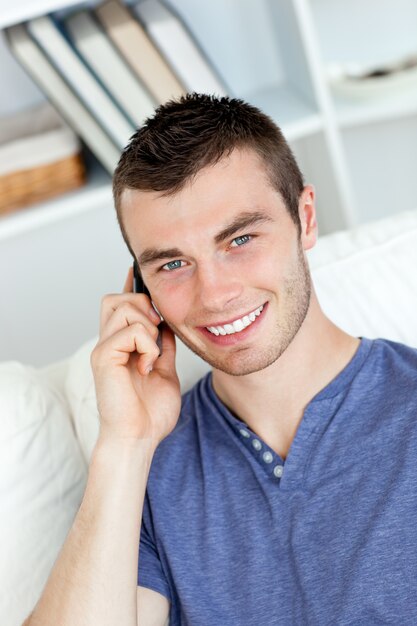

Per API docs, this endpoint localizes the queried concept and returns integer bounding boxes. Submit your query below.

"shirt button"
[262,451,273,464]
[239,428,250,438]
[273,465,284,478]
[252,439,262,451]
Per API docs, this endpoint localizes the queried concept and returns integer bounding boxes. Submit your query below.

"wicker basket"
[0,102,86,216]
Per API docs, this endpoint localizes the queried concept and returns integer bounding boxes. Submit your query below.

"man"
[24,94,417,626]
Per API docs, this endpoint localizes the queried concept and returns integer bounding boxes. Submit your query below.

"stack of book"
[5,0,229,175]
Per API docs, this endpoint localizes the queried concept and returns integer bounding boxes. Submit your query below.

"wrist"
[94,431,158,462]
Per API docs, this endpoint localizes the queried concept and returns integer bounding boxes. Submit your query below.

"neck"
[211,291,360,459]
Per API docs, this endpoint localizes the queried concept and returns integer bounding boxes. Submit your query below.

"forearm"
[27,435,156,626]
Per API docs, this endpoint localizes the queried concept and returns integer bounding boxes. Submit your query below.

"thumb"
[153,322,177,377]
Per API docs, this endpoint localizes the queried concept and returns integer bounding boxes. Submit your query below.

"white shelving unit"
[0,0,416,365]
[309,0,417,223]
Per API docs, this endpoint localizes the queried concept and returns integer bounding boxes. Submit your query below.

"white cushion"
[65,337,100,467]
[308,208,417,347]
[0,362,87,626]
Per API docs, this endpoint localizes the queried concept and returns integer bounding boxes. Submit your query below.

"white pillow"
[309,208,417,347]
[0,362,87,626]
[65,337,100,466]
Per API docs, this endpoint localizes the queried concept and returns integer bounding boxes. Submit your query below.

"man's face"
[122,148,315,376]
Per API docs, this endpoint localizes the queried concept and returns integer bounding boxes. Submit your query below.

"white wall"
[0,196,132,366]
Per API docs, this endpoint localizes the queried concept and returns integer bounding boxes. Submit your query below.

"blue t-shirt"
[138,337,417,625]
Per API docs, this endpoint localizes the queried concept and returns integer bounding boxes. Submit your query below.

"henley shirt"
[137,337,417,625]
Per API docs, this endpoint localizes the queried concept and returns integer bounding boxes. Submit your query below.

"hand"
[90,266,181,447]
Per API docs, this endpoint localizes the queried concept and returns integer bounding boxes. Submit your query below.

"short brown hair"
[113,93,304,258]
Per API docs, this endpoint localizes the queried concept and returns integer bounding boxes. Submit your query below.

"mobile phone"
[133,260,163,356]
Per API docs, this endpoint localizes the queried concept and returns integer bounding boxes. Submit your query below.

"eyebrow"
[137,209,275,269]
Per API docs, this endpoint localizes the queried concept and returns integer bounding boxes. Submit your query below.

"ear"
[298,185,318,251]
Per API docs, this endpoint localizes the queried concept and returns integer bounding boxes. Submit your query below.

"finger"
[95,322,161,376]
[152,322,177,377]
[100,302,160,344]
[99,293,157,335]
[123,265,134,294]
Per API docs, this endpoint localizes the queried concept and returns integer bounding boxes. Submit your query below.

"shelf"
[0,0,413,245]
[308,0,417,69]
[0,161,112,240]
[331,83,417,129]
[242,81,323,142]
[0,0,82,30]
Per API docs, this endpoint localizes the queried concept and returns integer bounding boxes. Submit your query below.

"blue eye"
[161,260,184,272]
[231,234,252,247]
[160,235,253,272]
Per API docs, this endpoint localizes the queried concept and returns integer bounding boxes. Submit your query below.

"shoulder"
[358,337,417,409]
[368,337,417,374]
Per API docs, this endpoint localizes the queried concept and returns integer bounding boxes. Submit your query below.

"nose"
[195,261,244,313]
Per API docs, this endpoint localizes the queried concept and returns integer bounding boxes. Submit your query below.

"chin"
[175,328,289,377]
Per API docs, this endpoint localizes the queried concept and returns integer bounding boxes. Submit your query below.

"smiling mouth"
[204,303,265,336]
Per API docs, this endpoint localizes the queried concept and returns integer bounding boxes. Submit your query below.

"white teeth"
[206,304,264,335]
[232,319,245,332]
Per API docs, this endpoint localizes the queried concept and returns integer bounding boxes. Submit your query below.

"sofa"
[2,208,417,626]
